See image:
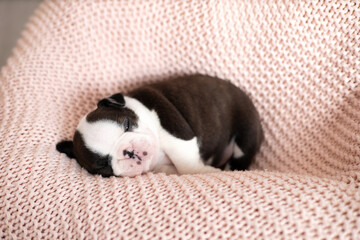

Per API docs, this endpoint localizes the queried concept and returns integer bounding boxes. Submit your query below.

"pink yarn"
[0,1,359,239]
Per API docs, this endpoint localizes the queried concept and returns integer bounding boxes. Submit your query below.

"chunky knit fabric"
[1,1,359,239]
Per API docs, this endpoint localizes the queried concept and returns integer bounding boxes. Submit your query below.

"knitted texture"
[1,0,359,239]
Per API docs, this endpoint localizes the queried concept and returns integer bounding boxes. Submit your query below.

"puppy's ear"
[56,140,76,159]
[97,93,125,109]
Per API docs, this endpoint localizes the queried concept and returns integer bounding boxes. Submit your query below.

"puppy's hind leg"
[229,125,263,171]
[228,146,254,171]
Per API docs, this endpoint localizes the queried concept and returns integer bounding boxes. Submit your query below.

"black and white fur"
[57,75,263,177]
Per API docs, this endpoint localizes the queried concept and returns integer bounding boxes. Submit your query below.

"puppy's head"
[57,93,159,177]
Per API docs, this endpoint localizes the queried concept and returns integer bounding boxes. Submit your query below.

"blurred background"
[0,0,41,68]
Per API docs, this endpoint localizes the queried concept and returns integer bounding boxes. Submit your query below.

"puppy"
[56,75,263,177]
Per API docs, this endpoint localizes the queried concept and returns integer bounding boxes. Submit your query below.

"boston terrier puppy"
[56,75,263,177]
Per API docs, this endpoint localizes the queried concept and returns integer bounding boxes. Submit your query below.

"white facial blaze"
[76,117,124,156]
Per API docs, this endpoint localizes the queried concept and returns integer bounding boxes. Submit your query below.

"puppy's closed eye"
[124,118,130,132]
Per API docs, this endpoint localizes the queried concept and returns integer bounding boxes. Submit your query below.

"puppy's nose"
[123,150,135,159]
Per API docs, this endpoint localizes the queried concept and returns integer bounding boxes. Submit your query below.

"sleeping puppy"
[56,75,263,177]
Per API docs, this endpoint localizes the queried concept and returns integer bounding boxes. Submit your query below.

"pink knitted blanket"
[1,1,359,239]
